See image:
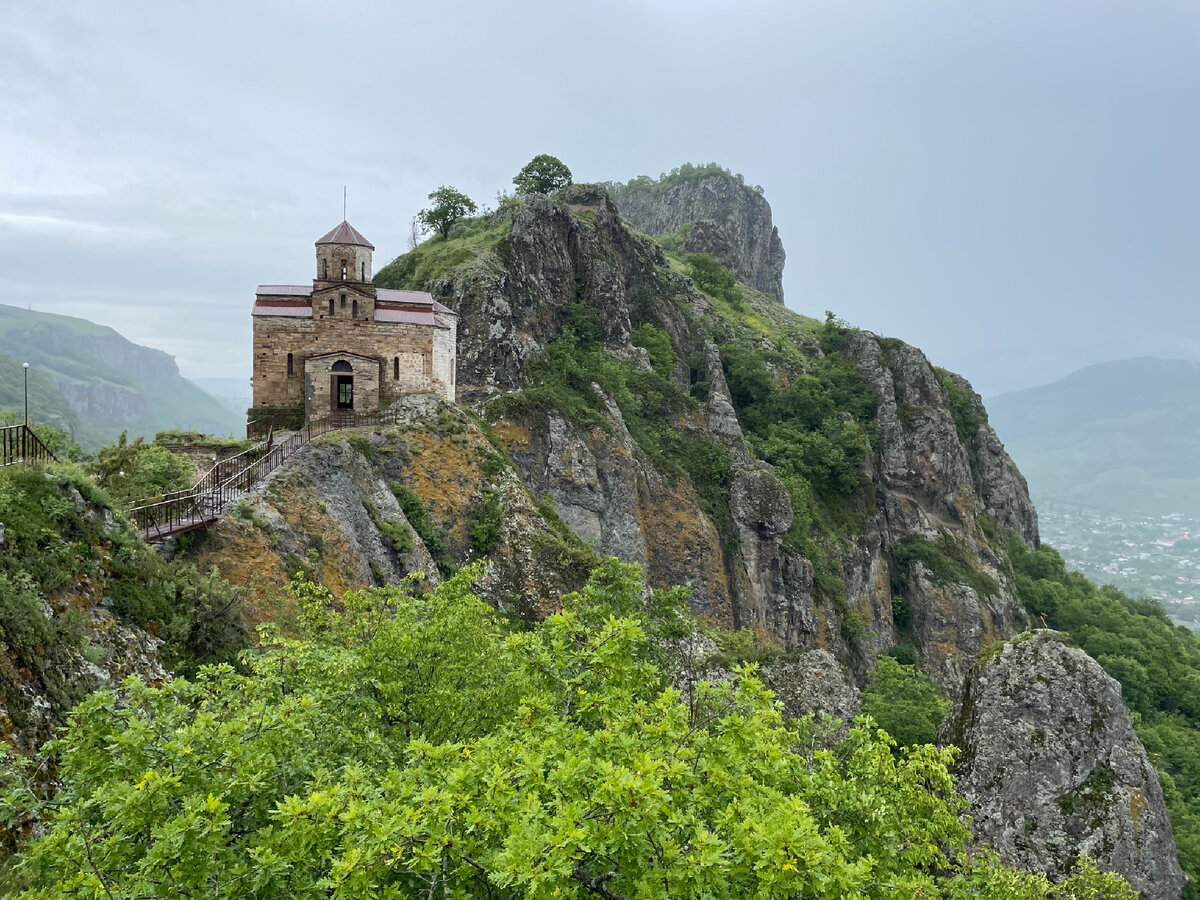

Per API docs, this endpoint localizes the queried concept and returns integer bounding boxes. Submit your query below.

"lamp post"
[22,362,29,427]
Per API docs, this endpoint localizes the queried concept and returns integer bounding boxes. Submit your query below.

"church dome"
[315,221,375,250]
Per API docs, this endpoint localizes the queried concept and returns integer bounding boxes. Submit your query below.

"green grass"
[893,532,999,598]
[375,217,513,288]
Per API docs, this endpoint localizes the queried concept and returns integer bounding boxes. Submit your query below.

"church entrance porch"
[304,351,379,420]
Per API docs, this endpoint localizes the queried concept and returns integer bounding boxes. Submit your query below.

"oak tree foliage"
[513,154,572,195]
[0,560,1135,899]
[418,186,478,240]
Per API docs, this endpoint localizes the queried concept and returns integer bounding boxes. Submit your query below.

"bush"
[860,656,952,749]
[390,481,455,577]
[468,490,503,556]
[379,519,413,555]
[687,253,743,308]
[631,323,677,376]
[89,433,193,506]
[893,533,998,599]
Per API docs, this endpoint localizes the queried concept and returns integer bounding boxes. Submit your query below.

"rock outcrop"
[370,183,1038,689]
[609,169,786,303]
[194,397,602,622]
[943,632,1184,898]
[764,650,861,724]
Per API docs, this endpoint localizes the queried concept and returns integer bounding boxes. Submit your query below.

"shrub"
[687,253,743,308]
[390,481,455,577]
[469,490,503,556]
[860,656,952,749]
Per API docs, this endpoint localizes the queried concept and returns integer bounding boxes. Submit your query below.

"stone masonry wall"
[252,314,452,412]
[433,317,457,398]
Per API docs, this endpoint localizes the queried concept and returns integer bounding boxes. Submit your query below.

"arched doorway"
[331,359,353,410]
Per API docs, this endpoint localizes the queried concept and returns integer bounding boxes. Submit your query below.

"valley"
[1039,504,1200,629]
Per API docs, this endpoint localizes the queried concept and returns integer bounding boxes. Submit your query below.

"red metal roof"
[315,221,375,250]
[253,303,312,318]
[377,288,432,305]
[376,288,455,316]
[257,284,312,297]
[374,308,449,329]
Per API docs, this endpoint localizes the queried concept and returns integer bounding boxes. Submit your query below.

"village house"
[250,220,456,423]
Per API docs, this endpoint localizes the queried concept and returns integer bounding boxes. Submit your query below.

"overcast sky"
[2,0,1197,397]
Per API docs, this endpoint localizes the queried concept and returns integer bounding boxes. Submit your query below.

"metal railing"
[0,424,57,467]
[247,408,303,440]
[132,406,402,541]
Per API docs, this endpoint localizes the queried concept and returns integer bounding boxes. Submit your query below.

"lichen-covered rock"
[504,406,647,568]
[764,650,861,724]
[838,331,1029,685]
[195,400,604,623]
[944,632,1184,898]
[730,462,793,630]
[944,371,1039,548]
[610,170,787,303]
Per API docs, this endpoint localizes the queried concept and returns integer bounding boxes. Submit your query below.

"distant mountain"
[0,353,79,434]
[987,357,1200,517]
[191,376,253,418]
[0,305,244,449]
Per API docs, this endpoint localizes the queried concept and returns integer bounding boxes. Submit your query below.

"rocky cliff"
[944,632,1185,898]
[369,183,1034,690]
[608,166,787,304]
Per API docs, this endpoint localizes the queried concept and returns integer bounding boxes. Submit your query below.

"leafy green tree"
[88,432,193,505]
[687,252,743,307]
[513,154,572,195]
[417,185,477,239]
[860,655,953,748]
[0,562,1134,899]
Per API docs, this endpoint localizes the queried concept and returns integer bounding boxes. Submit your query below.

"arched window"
[331,360,353,372]
[352,299,359,318]
[287,352,293,376]
[361,261,366,281]
[340,293,346,308]
[341,259,347,280]
[393,356,399,380]
[328,298,334,316]
[322,258,328,279]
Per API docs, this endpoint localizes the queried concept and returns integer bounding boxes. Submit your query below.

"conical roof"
[315,220,374,250]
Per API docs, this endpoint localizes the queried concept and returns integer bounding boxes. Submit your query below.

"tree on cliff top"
[418,186,477,239]
[513,154,572,195]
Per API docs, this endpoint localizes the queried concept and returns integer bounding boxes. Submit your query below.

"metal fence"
[0,424,57,467]
[131,406,406,541]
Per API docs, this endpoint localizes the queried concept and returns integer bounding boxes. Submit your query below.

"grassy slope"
[988,358,1200,516]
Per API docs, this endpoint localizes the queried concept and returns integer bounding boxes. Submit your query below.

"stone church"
[251,220,456,421]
